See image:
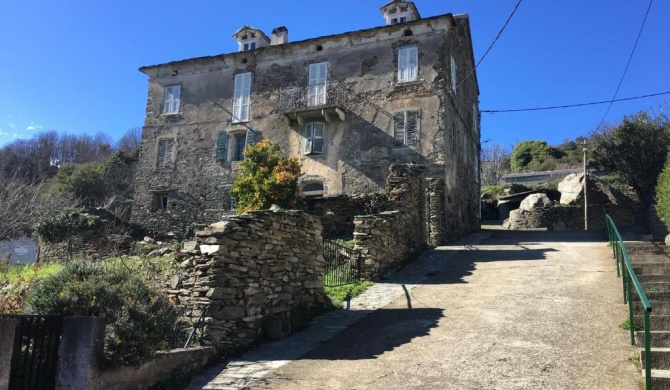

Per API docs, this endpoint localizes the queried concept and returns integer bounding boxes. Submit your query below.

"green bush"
[34,209,102,243]
[656,152,670,227]
[23,261,180,368]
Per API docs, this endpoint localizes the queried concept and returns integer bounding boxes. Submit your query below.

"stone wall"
[354,164,427,279]
[306,193,389,238]
[164,209,329,354]
[507,204,635,231]
[425,177,447,245]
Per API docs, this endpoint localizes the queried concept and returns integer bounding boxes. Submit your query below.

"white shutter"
[163,86,180,114]
[304,123,314,154]
[308,62,328,106]
[233,73,251,122]
[398,47,418,82]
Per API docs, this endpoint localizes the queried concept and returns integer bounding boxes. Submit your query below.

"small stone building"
[132,1,481,242]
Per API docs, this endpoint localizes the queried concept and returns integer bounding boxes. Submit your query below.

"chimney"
[270,26,289,45]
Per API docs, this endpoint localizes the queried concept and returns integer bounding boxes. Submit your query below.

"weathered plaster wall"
[132,14,480,240]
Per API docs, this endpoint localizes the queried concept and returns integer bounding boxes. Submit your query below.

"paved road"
[190,228,640,389]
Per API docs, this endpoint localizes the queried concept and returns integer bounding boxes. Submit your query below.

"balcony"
[277,82,348,126]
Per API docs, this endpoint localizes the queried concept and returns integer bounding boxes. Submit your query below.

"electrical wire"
[596,0,654,127]
[481,90,670,113]
[454,0,523,92]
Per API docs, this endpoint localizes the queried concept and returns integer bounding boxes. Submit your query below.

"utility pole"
[583,140,588,230]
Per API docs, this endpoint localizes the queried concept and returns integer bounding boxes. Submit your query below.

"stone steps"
[634,315,670,331]
[634,300,670,315]
[636,331,670,348]
[652,369,670,390]
[633,264,670,276]
[630,254,670,264]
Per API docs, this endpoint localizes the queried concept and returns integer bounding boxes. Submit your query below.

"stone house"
[132,0,481,242]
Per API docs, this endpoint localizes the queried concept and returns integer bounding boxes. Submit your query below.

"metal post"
[583,141,588,230]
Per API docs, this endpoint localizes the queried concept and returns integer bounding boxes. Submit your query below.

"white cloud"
[25,122,43,131]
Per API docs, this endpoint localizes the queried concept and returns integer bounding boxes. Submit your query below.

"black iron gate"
[323,239,361,287]
[1,315,64,390]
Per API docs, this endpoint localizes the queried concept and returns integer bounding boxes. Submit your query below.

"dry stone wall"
[164,209,329,354]
[355,164,427,279]
[305,193,389,238]
[507,205,635,231]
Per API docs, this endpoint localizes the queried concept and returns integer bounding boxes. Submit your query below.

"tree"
[54,162,107,206]
[480,144,510,185]
[117,127,142,152]
[0,179,79,241]
[655,152,670,227]
[230,140,302,213]
[592,111,670,226]
[510,140,563,172]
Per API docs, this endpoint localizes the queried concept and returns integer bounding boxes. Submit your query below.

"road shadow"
[481,227,607,244]
[299,308,442,360]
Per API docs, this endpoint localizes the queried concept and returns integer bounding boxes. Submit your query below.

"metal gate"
[323,239,361,287]
[1,315,64,390]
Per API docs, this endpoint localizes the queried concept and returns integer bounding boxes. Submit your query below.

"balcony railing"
[278,82,348,114]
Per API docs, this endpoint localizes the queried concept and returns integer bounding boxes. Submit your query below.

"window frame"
[232,72,252,123]
[303,122,326,155]
[162,85,181,115]
[450,55,457,92]
[397,46,418,83]
[229,129,256,162]
[155,138,175,169]
[393,110,419,147]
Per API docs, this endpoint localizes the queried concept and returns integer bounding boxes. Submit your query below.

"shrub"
[23,261,180,368]
[656,152,670,227]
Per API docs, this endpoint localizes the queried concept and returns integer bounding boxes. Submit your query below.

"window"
[302,183,324,197]
[163,85,181,114]
[450,55,457,91]
[394,111,419,147]
[229,197,237,211]
[399,17,407,23]
[156,138,175,168]
[391,18,398,24]
[303,122,325,155]
[243,42,256,51]
[308,62,328,106]
[231,129,256,162]
[398,46,418,83]
[472,103,479,137]
[233,72,252,123]
[151,192,170,212]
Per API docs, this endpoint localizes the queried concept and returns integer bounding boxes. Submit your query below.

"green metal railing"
[604,214,652,390]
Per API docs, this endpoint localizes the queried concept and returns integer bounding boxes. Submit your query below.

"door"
[308,62,328,107]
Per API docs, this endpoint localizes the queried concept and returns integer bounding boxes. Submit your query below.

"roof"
[379,0,421,19]
[139,12,470,73]
[232,25,270,42]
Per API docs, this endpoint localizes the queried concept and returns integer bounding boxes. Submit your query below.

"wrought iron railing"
[323,239,361,287]
[604,214,652,390]
[277,82,349,113]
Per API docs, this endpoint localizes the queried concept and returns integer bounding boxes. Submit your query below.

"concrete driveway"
[246,228,640,390]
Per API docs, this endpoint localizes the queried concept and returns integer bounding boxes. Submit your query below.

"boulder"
[519,194,553,211]
[558,173,584,205]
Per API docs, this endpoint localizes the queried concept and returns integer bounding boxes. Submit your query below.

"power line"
[481,90,670,113]
[455,0,523,92]
[597,0,654,127]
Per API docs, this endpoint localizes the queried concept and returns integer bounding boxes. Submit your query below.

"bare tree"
[0,178,80,241]
[480,144,510,186]
[117,127,142,152]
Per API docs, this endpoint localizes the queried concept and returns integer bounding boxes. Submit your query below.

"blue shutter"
[245,129,256,149]
[216,132,228,162]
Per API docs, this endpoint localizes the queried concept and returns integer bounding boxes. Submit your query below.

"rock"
[665,234,670,246]
[180,259,192,268]
[182,241,197,251]
[199,245,222,255]
[519,193,553,211]
[558,173,584,205]
[147,247,171,257]
[143,236,155,244]
[169,275,181,289]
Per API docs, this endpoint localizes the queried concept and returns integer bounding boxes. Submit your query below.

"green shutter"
[216,132,228,162]
[245,129,256,149]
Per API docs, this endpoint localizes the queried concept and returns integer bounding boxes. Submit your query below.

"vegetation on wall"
[230,140,303,213]
[655,152,670,228]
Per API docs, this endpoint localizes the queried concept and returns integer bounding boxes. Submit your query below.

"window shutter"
[408,47,418,81]
[157,139,166,167]
[313,122,325,153]
[398,48,408,82]
[244,129,256,150]
[165,139,174,167]
[233,73,251,122]
[393,113,406,147]
[216,132,228,162]
[172,86,181,113]
[406,111,418,146]
[450,55,457,91]
[163,89,170,113]
[303,123,313,154]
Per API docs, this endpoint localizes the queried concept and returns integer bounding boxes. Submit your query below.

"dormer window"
[233,26,270,52]
[380,1,420,26]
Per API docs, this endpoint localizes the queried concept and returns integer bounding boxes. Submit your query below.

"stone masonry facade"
[131,2,481,243]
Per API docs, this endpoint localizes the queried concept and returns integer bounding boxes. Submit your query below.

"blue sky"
[1,0,668,151]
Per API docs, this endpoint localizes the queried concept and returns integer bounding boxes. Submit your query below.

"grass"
[619,318,632,330]
[325,280,374,308]
[1,262,62,284]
